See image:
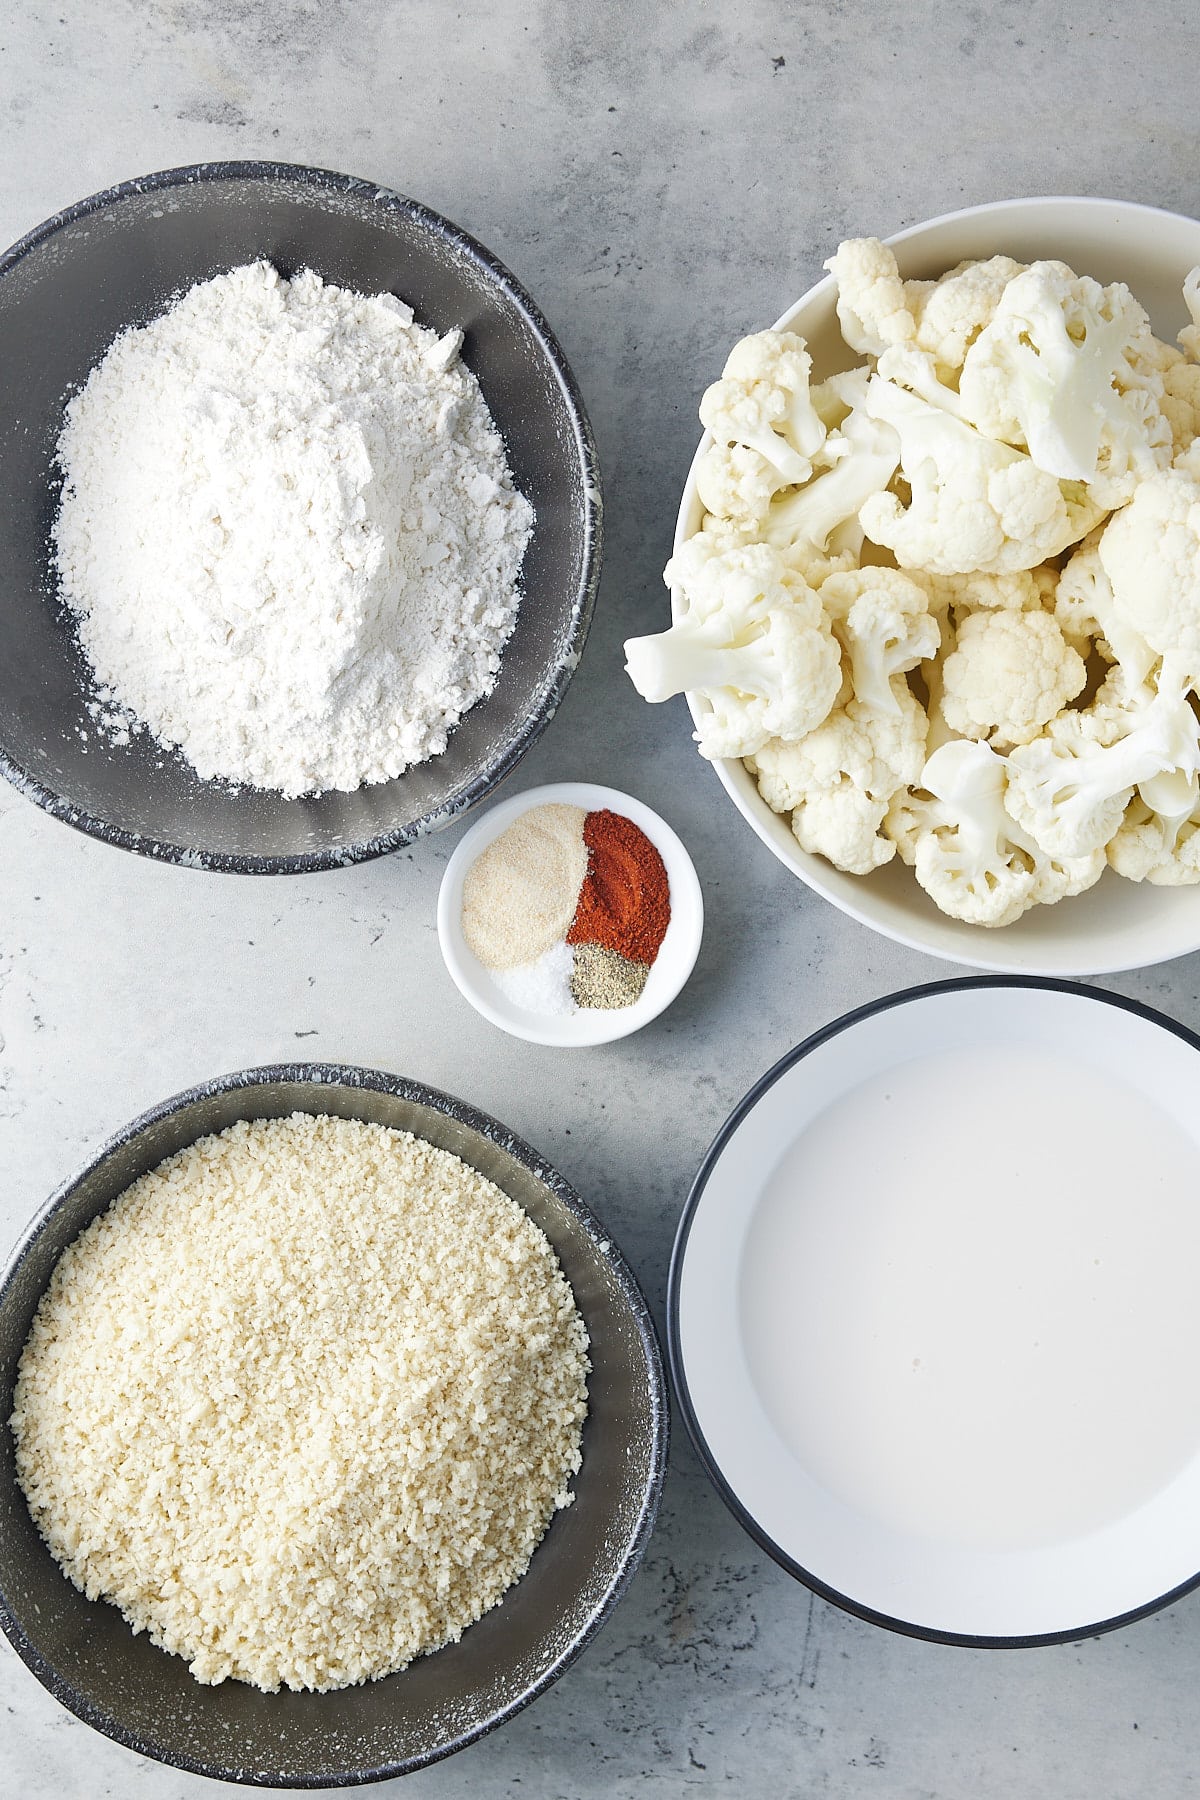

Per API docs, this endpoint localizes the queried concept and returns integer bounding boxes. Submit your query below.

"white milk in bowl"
[739,1045,1200,1552]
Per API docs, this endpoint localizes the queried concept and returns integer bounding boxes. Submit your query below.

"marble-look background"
[3,2,1200,1794]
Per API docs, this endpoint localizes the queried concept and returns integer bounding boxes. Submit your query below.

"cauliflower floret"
[819,566,940,714]
[1157,352,1200,460]
[756,404,901,555]
[698,330,827,490]
[1088,665,1158,738]
[884,738,1103,927]
[922,566,1055,624]
[1003,747,1132,860]
[722,331,828,449]
[696,513,857,591]
[1053,530,1158,692]
[823,237,923,358]
[809,370,863,433]
[910,254,1026,379]
[858,376,1103,575]
[694,442,784,527]
[916,642,959,755]
[1107,784,1200,885]
[1041,663,1149,752]
[748,684,927,874]
[872,340,973,424]
[695,333,846,527]
[1003,659,1200,857]
[1097,468,1200,673]
[957,261,1173,507]
[939,609,1086,749]
[1181,266,1200,362]
[626,537,841,759]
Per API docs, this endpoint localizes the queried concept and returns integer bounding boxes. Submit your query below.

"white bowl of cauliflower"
[627,197,1200,974]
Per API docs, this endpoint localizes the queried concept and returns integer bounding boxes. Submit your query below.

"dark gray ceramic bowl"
[0,163,601,872]
[0,1066,666,1786]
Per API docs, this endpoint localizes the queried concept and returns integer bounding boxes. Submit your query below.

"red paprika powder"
[566,809,671,964]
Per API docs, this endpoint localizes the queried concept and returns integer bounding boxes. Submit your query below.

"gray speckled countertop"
[4,2,1200,1794]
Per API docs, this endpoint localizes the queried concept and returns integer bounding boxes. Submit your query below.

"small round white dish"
[670,978,1200,1645]
[437,782,703,1046]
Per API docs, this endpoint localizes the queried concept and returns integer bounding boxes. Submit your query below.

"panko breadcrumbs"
[9,1114,590,1693]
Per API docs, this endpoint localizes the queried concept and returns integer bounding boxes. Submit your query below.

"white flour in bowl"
[52,261,533,797]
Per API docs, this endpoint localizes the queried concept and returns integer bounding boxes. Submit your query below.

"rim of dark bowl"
[0,161,603,876]
[0,1062,668,1786]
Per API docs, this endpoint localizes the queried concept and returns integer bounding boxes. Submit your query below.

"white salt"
[492,938,577,1015]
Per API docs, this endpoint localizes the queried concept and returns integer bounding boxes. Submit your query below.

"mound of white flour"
[53,261,533,797]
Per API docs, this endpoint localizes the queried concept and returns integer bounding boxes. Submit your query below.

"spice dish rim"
[437,781,704,1046]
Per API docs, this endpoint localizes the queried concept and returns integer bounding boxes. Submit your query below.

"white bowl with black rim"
[670,978,1200,1645]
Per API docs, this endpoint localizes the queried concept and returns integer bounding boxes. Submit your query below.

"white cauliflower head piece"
[923,565,1055,624]
[1097,469,1200,676]
[1158,353,1200,460]
[698,330,828,492]
[1003,659,1200,858]
[1180,266,1200,362]
[939,608,1086,749]
[884,738,1103,927]
[626,536,841,759]
[749,685,927,875]
[858,376,1103,575]
[819,565,941,714]
[957,261,1173,507]
[757,403,901,555]
[1107,785,1200,886]
[823,238,920,358]
[1054,530,1158,694]
[694,442,784,528]
[693,512,856,591]
[910,254,1027,378]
